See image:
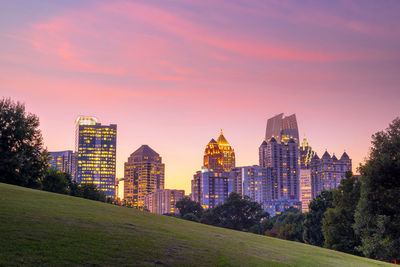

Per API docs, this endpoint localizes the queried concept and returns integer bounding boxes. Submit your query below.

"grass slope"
[0,183,394,267]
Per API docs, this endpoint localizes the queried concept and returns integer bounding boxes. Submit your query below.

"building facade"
[75,116,117,197]
[124,145,165,208]
[204,130,235,172]
[310,151,352,198]
[299,169,312,212]
[49,150,76,180]
[265,113,299,144]
[259,137,299,201]
[144,189,185,214]
[230,166,271,205]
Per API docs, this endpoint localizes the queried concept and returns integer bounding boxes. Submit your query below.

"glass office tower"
[75,116,117,197]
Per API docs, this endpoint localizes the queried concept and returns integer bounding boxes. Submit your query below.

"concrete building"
[144,189,185,214]
[191,167,232,209]
[311,151,352,198]
[115,178,125,203]
[230,166,271,205]
[75,116,117,197]
[204,130,235,172]
[299,169,312,212]
[124,145,165,208]
[49,150,76,180]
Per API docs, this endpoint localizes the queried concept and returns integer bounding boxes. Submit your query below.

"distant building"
[259,137,299,201]
[265,113,299,144]
[259,113,300,215]
[75,116,117,197]
[49,150,76,180]
[124,145,165,208]
[299,169,312,212]
[204,130,235,172]
[191,167,232,209]
[263,199,302,216]
[115,178,125,202]
[144,189,185,214]
[299,137,315,169]
[311,151,352,198]
[230,166,271,205]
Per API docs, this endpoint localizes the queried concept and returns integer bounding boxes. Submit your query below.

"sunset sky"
[1,0,399,193]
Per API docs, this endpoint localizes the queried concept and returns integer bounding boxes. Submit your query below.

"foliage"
[354,117,400,262]
[303,190,334,246]
[42,167,71,194]
[201,193,268,232]
[0,98,48,188]
[182,213,200,222]
[265,208,304,242]
[322,172,361,255]
[175,197,203,219]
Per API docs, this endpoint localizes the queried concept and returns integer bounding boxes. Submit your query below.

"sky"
[1,0,400,193]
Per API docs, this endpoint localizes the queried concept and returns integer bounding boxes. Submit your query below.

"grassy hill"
[0,183,394,266]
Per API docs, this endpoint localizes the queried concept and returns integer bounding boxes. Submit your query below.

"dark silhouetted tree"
[0,98,48,188]
[322,172,361,255]
[175,197,203,219]
[354,117,400,262]
[303,190,334,246]
[42,167,71,194]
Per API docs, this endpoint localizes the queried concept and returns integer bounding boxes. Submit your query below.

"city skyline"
[2,1,400,193]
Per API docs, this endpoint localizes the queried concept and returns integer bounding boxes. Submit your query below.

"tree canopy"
[354,117,400,262]
[0,98,48,188]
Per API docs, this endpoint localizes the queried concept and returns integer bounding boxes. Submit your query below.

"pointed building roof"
[217,129,230,145]
[208,138,217,144]
[332,154,338,161]
[340,151,350,160]
[321,150,331,159]
[301,137,309,149]
[131,145,159,157]
[260,140,268,146]
[269,137,277,143]
[312,153,320,160]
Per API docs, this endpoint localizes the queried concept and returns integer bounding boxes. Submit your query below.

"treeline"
[0,98,110,203]
[175,117,400,264]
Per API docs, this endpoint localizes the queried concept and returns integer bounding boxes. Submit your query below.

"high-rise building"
[75,116,117,197]
[310,151,352,198]
[265,113,299,144]
[204,130,235,171]
[299,169,312,212]
[115,178,125,203]
[191,167,232,209]
[49,150,76,180]
[299,137,315,169]
[230,166,271,205]
[124,145,165,208]
[144,189,185,215]
[260,114,301,215]
[259,137,299,201]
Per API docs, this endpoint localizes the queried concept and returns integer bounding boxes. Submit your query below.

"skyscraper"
[204,130,235,171]
[265,113,299,144]
[75,116,117,197]
[299,137,315,212]
[259,137,299,201]
[49,150,76,180]
[191,131,235,209]
[124,145,165,208]
[299,137,315,169]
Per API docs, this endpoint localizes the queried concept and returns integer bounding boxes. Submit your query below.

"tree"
[303,190,334,246]
[175,197,203,219]
[42,167,71,194]
[201,193,268,231]
[265,209,304,242]
[0,98,48,188]
[354,118,400,262]
[322,172,361,255]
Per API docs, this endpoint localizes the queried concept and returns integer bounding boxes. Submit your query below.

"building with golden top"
[124,145,165,208]
[75,116,117,197]
[204,130,235,171]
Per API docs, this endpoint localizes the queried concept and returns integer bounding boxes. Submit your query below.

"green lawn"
[0,183,394,266]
